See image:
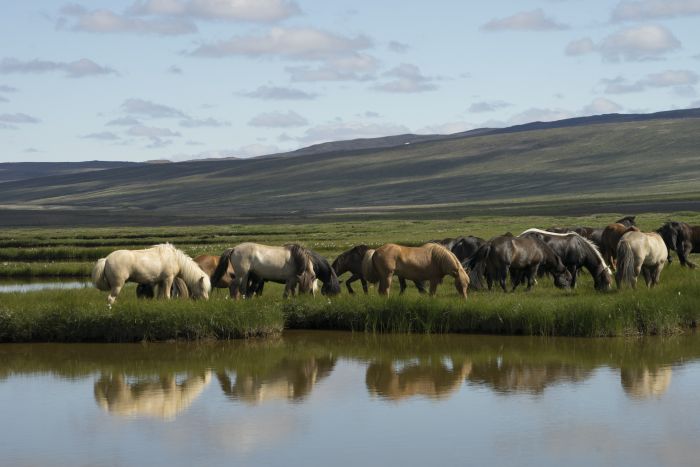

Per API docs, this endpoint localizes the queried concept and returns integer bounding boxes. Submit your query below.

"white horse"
[92,243,211,305]
[615,231,668,289]
[211,243,316,299]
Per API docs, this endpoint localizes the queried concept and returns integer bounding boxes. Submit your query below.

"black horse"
[331,244,426,294]
[656,221,700,268]
[519,229,612,291]
[248,248,341,296]
[430,236,486,262]
[549,216,636,248]
[466,235,572,292]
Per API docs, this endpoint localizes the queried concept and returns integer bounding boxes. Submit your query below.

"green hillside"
[1,113,699,226]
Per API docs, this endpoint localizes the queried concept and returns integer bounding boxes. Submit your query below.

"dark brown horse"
[656,221,700,268]
[430,236,486,262]
[549,216,636,248]
[468,235,572,292]
[331,244,426,294]
[601,223,640,269]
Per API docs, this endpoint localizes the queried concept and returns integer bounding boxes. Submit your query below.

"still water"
[1,331,699,467]
[0,280,90,293]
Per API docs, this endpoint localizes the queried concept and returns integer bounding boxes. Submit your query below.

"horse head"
[191,274,211,300]
[594,266,612,291]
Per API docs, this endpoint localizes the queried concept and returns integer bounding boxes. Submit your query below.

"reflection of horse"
[365,358,471,401]
[93,371,211,420]
[468,359,590,394]
[519,229,611,291]
[216,354,336,403]
[467,235,571,292]
[364,243,469,298]
[92,243,211,305]
[621,366,672,399]
[656,221,700,268]
[211,243,316,299]
[248,249,341,296]
[332,244,426,295]
[601,223,640,269]
[615,230,667,289]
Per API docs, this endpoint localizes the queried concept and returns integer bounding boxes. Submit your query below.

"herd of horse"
[91,217,699,304]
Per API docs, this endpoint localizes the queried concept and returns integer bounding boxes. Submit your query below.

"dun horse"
[92,243,211,305]
[615,231,667,289]
[332,244,427,295]
[211,243,316,299]
[363,243,469,298]
[247,248,341,296]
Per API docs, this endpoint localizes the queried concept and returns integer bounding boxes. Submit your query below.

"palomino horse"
[332,244,426,295]
[615,231,667,289]
[363,243,469,298]
[92,243,211,305]
[211,243,316,299]
[519,229,612,291]
[247,248,340,296]
[656,221,700,268]
[467,235,571,292]
[601,223,640,269]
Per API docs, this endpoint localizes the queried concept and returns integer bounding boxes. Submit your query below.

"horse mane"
[519,228,610,270]
[422,243,462,273]
[152,243,210,293]
[285,243,313,275]
[309,249,341,294]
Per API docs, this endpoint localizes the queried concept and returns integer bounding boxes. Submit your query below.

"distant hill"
[0,161,139,183]
[1,108,699,226]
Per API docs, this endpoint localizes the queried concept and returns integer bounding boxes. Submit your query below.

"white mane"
[519,228,610,271]
[152,243,210,294]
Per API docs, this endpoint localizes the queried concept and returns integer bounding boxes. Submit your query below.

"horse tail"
[91,258,111,291]
[173,276,190,299]
[287,243,313,275]
[464,243,490,290]
[615,240,636,288]
[362,249,379,284]
[211,248,234,286]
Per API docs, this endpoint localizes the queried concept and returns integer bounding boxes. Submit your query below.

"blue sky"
[1,0,699,162]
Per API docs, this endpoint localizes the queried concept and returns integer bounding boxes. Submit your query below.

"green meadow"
[0,212,698,341]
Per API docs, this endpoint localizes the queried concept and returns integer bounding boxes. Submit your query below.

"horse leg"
[238,272,251,299]
[108,283,123,305]
[642,267,652,287]
[378,273,393,296]
[429,279,439,296]
[361,278,369,294]
[569,266,578,289]
[653,263,664,286]
[526,265,539,291]
[510,268,521,292]
[162,276,174,299]
[398,277,407,295]
[346,274,359,294]
[414,280,427,294]
[499,268,508,293]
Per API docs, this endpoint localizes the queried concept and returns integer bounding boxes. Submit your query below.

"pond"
[1,331,699,467]
[0,280,90,293]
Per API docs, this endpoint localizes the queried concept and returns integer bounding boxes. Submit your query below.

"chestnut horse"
[601,223,640,269]
[363,243,469,298]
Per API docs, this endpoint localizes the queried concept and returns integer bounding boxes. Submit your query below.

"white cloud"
[0,57,116,78]
[581,97,623,115]
[240,85,317,100]
[599,76,646,93]
[481,9,568,31]
[468,100,512,113]
[127,0,300,22]
[643,69,698,87]
[600,70,697,94]
[0,113,40,129]
[127,124,181,138]
[612,0,700,22]
[372,63,437,93]
[297,120,410,144]
[179,117,229,128]
[0,85,18,93]
[248,110,308,127]
[82,131,120,140]
[388,41,409,53]
[189,27,372,60]
[508,107,575,125]
[62,8,197,35]
[121,98,188,118]
[106,116,141,126]
[565,25,681,61]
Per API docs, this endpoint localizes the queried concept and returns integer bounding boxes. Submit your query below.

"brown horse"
[601,223,640,269]
[364,243,469,298]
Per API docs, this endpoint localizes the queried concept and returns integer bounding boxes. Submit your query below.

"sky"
[1,0,699,163]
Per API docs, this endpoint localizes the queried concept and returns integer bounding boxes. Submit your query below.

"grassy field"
[0,211,698,341]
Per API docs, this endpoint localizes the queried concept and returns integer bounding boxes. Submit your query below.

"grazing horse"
[248,248,341,296]
[601,223,640,269]
[211,243,316,299]
[549,216,636,248]
[92,243,211,305]
[364,243,469,298]
[615,231,667,289]
[468,235,571,292]
[136,253,235,299]
[431,236,486,262]
[519,229,612,291]
[332,244,427,295]
[656,221,700,268]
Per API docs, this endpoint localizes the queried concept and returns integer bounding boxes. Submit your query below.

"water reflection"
[467,358,591,394]
[620,366,673,399]
[94,372,211,420]
[366,357,471,400]
[0,281,90,293]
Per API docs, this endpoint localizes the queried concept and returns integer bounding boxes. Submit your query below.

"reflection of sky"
[1,361,700,466]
